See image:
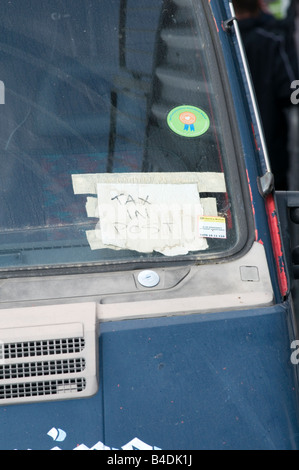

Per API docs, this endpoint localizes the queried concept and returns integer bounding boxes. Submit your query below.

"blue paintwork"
[101,307,299,450]
[0,306,298,450]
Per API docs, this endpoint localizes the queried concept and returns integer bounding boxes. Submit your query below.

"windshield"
[0,0,249,272]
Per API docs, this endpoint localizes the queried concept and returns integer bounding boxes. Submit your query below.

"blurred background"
[267,0,299,191]
[233,0,299,191]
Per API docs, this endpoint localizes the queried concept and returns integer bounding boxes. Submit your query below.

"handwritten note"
[96,183,208,255]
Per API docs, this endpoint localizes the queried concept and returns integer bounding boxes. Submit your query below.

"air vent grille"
[0,378,86,400]
[3,337,85,360]
[0,302,98,405]
[0,358,86,380]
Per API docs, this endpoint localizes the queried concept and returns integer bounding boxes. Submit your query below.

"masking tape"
[72,172,226,195]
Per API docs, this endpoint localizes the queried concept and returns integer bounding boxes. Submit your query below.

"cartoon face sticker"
[167,106,210,138]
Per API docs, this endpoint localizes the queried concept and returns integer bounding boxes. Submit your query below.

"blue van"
[0,0,299,450]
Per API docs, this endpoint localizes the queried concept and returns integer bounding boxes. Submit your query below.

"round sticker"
[167,105,210,138]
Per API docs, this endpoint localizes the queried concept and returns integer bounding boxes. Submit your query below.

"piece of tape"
[72,172,226,195]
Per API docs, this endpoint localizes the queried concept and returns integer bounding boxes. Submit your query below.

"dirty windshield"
[0,0,248,271]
